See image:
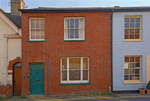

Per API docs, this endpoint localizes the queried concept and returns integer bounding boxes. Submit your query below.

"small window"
[64,17,85,40]
[29,18,45,40]
[14,63,21,68]
[124,56,141,82]
[61,57,89,83]
[124,16,141,40]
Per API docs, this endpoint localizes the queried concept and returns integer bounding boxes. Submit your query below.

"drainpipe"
[45,54,49,97]
[111,8,114,92]
[5,38,8,85]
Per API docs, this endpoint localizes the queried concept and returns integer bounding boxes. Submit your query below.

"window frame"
[64,17,85,41]
[29,18,45,41]
[124,56,142,83]
[124,16,142,41]
[60,57,89,83]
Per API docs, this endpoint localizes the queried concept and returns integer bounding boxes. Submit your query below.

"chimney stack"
[114,6,120,9]
[11,0,25,15]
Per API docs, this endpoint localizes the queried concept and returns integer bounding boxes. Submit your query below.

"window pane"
[124,75,129,80]
[135,33,139,39]
[69,70,80,80]
[75,29,79,38]
[79,18,84,29]
[130,23,134,28]
[125,24,129,28]
[130,57,134,62]
[129,29,134,39]
[41,29,45,39]
[129,33,134,39]
[83,70,88,80]
[31,29,36,39]
[62,58,67,69]
[41,19,45,28]
[125,29,129,39]
[136,18,140,22]
[70,19,74,28]
[125,57,129,62]
[36,29,41,39]
[135,57,140,62]
[79,29,84,39]
[65,19,69,29]
[75,19,79,28]
[135,23,140,28]
[36,19,40,28]
[135,75,139,80]
[62,71,67,81]
[31,19,36,28]
[130,75,134,80]
[69,58,80,69]
[130,69,134,75]
[125,69,130,74]
[125,18,129,22]
[83,58,88,69]
[130,18,134,22]
[135,69,139,75]
[69,29,74,38]
[129,63,134,68]
[135,63,140,67]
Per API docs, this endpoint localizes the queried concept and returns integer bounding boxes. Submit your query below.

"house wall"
[21,12,112,95]
[8,39,21,85]
[0,17,21,85]
[113,12,150,91]
[0,18,16,85]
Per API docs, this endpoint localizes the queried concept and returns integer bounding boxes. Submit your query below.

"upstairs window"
[64,17,85,40]
[124,16,141,40]
[29,18,45,40]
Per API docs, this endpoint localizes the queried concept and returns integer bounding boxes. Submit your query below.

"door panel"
[30,63,44,95]
[14,68,22,96]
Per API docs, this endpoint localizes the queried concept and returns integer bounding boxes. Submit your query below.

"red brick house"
[19,7,112,96]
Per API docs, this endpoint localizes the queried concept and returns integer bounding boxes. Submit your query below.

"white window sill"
[124,39,144,42]
[124,81,144,84]
[64,39,86,42]
[59,82,91,85]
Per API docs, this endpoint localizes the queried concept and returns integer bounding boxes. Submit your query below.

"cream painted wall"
[0,18,21,85]
[8,39,21,62]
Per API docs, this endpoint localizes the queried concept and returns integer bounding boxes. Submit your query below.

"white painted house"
[0,0,25,97]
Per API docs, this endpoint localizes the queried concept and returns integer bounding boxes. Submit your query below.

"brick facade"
[21,12,112,96]
[0,84,12,97]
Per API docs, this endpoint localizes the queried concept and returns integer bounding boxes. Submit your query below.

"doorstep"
[29,95,45,99]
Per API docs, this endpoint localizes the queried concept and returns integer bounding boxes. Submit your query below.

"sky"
[0,0,150,13]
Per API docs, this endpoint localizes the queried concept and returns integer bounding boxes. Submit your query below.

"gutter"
[45,54,49,96]
[5,38,8,85]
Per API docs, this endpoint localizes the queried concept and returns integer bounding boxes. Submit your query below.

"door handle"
[14,81,16,83]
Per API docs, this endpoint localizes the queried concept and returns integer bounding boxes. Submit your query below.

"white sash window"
[64,17,85,40]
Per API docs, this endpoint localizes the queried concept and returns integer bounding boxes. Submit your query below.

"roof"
[0,8,21,28]
[19,7,113,13]
[19,6,150,13]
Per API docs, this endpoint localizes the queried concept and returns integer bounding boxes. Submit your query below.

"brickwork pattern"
[21,12,112,96]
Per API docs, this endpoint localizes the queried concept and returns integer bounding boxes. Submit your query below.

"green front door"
[30,63,44,95]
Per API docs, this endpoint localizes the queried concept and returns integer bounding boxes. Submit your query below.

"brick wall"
[0,84,12,97]
[21,12,112,96]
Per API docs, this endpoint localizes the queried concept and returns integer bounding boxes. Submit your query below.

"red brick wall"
[0,84,12,97]
[21,12,112,96]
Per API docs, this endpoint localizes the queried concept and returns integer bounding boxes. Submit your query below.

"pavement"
[2,93,150,101]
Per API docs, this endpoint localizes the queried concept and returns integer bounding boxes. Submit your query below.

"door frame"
[29,63,44,95]
[13,62,22,96]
